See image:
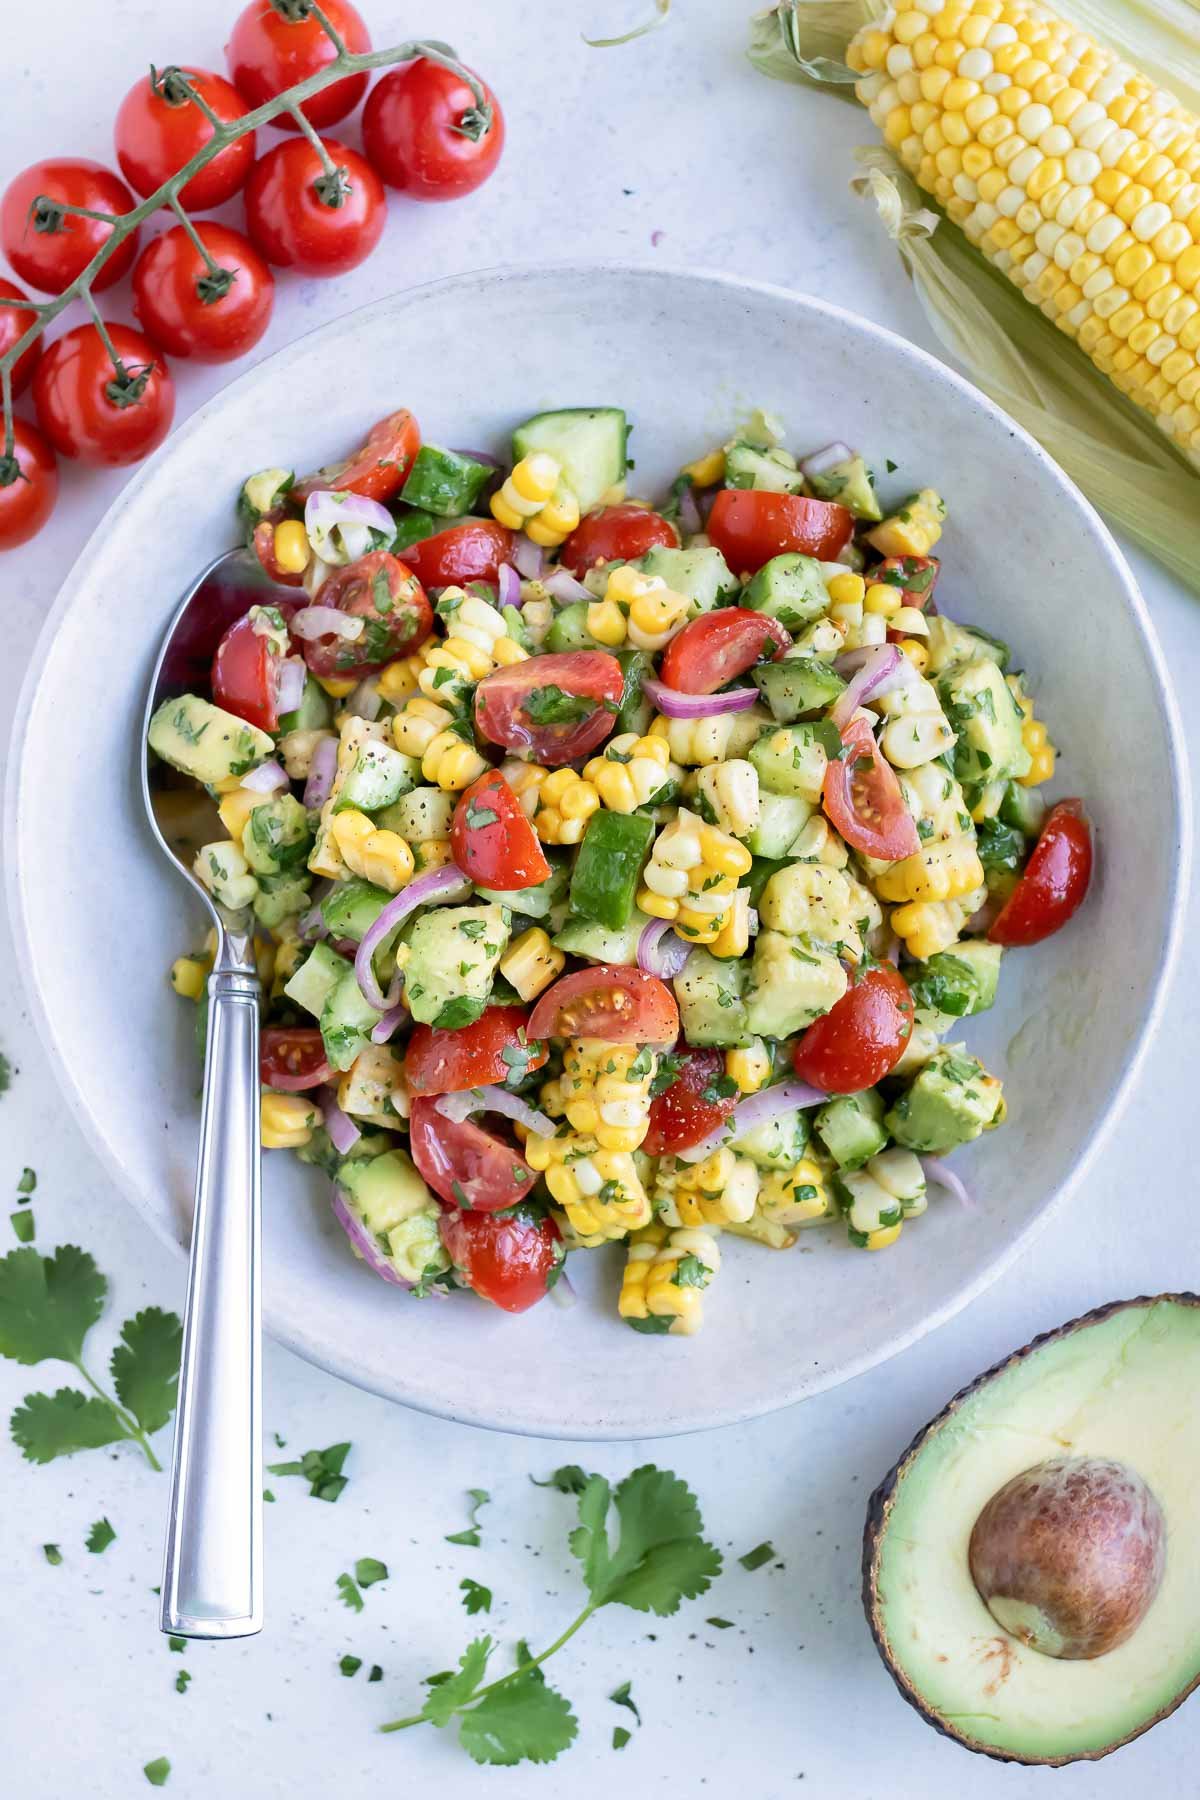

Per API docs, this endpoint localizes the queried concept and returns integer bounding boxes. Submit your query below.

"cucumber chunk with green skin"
[746,791,812,859]
[321,969,384,1072]
[906,941,1002,1018]
[333,740,421,814]
[285,941,352,1020]
[390,506,441,553]
[376,786,454,842]
[724,442,806,494]
[476,856,569,919]
[320,878,395,944]
[806,453,882,521]
[750,724,828,802]
[754,655,847,723]
[636,544,738,613]
[546,601,600,654]
[279,676,333,734]
[673,948,750,1047]
[552,907,653,967]
[399,446,495,518]
[569,809,656,930]
[744,554,831,630]
[148,694,274,785]
[616,648,654,735]
[816,1089,888,1170]
[511,407,627,513]
[999,780,1046,837]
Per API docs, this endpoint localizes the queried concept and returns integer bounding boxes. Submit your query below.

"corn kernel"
[273,518,310,574]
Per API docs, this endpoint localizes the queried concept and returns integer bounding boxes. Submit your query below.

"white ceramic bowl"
[7,264,1189,1438]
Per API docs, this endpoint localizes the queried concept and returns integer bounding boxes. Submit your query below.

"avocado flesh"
[866,1297,1200,1764]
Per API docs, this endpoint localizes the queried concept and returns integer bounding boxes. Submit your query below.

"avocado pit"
[968,1455,1165,1660]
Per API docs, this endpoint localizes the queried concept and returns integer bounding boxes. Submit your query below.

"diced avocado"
[636,544,738,613]
[569,809,655,930]
[149,695,274,786]
[925,614,1010,676]
[321,969,384,1073]
[243,794,313,876]
[940,658,1030,787]
[285,941,351,1020]
[906,941,1002,1019]
[999,780,1046,837]
[744,554,830,630]
[237,467,293,529]
[758,861,866,951]
[399,445,494,518]
[733,1105,811,1169]
[337,1147,449,1285]
[546,601,600,653]
[194,840,259,912]
[754,654,847,723]
[404,903,510,1028]
[477,855,569,920]
[334,739,421,814]
[749,724,828,802]
[744,931,846,1039]
[616,648,654,736]
[511,407,627,513]
[253,873,311,929]
[816,1089,887,1170]
[552,906,651,967]
[376,786,454,842]
[885,1043,1004,1155]
[673,948,750,1047]
[278,675,334,735]
[805,453,882,521]
[746,791,812,859]
[391,506,440,553]
[320,878,394,944]
[724,441,805,494]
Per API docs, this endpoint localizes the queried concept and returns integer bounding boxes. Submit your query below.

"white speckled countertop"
[3,2,1199,1795]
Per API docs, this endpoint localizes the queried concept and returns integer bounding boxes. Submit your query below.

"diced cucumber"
[546,601,599,653]
[746,791,812,858]
[376,787,454,842]
[279,676,333,734]
[816,1090,887,1171]
[806,453,881,521]
[334,739,421,814]
[285,941,351,1020]
[569,810,656,930]
[744,554,830,630]
[753,655,847,723]
[320,969,383,1073]
[149,694,273,786]
[616,648,653,735]
[749,724,828,802]
[999,780,1046,836]
[320,878,394,944]
[637,544,738,613]
[476,855,569,919]
[673,948,750,1047]
[552,907,652,967]
[511,407,627,513]
[399,446,495,518]
[724,442,805,494]
[391,507,440,553]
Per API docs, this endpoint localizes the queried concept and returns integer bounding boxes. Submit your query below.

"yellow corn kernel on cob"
[279,726,335,783]
[875,834,985,904]
[524,484,581,547]
[328,809,416,893]
[725,1037,771,1093]
[585,597,628,647]
[863,578,902,618]
[839,1149,926,1250]
[867,489,946,559]
[758,1157,835,1229]
[499,926,565,1002]
[271,517,310,575]
[638,808,753,942]
[490,451,560,527]
[618,1224,721,1335]
[890,894,982,960]
[377,652,427,707]
[170,954,208,1001]
[216,785,261,844]
[315,673,358,699]
[695,758,760,839]
[583,732,678,812]
[873,671,957,769]
[532,767,601,845]
[523,1132,652,1244]
[391,697,489,792]
[411,838,456,874]
[898,637,931,673]
[1009,675,1057,785]
[648,705,769,766]
[418,589,527,702]
[654,1148,760,1229]
[261,1090,322,1149]
[308,717,390,878]
[602,564,690,651]
[540,1040,658,1152]
[707,887,752,960]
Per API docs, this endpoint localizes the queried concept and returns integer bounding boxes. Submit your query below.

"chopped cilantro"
[445,1487,490,1547]
[738,1541,776,1572]
[523,685,593,727]
[340,1654,363,1677]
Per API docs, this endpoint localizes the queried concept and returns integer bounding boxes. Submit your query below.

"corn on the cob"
[618,1224,722,1334]
[583,732,680,812]
[653,1149,760,1228]
[638,808,753,942]
[596,565,691,651]
[1008,672,1057,784]
[539,1040,658,1152]
[523,1132,653,1244]
[695,758,761,839]
[758,1156,837,1228]
[328,809,416,893]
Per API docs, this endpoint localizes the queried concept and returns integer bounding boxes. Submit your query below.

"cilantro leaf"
[143,1758,170,1787]
[609,1680,640,1722]
[111,1308,182,1435]
[613,1725,632,1750]
[174,1669,191,1695]
[530,1464,589,1495]
[572,1466,722,1615]
[167,1637,186,1653]
[267,1441,350,1501]
[421,1637,493,1728]
[445,1487,490,1547]
[368,1665,383,1683]
[706,1616,734,1629]
[340,1655,363,1677]
[460,1578,492,1615]
[43,1543,62,1565]
[738,1541,776,1571]
[458,1669,578,1766]
[336,1573,363,1612]
[17,1168,36,1195]
[86,1516,116,1554]
[10,1211,34,1244]
[355,1556,388,1588]
[0,1245,105,1365]
[522,685,593,727]
[11,1388,127,1463]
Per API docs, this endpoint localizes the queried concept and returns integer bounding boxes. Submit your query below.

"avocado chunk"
[939,657,1030,787]
[744,930,846,1039]
[335,1147,450,1287]
[732,1106,811,1170]
[885,1044,1004,1154]
[243,794,313,876]
[749,724,828,801]
[636,544,738,613]
[673,947,750,1047]
[149,694,274,786]
[863,1295,1200,1764]
[253,873,311,929]
[404,903,510,1028]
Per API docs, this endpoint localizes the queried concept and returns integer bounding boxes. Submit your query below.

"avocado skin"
[860,1293,1200,1767]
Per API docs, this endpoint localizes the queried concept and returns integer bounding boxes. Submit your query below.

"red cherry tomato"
[33,323,174,467]
[439,1203,562,1313]
[451,772,551,890]
[1,159,139,295]
[474,650,623,767]
[869,554,940,610]
[643,1046,738,1156]
[0,419,58,550]
[792,964,914,1094]
[132,222,274,364]
[560,503,677,576]
[362,58,505,201]
[252,515,305,587]
[822,714,920,863]
[212,611,289,733]
[300,551,433,678]
[0,281,42,395]
[659,608,790,695]
[260,1027,330,1092]
[245,137,385,277]
[114,67,254,210]
[405,1006,547,1097]
[529,965,679,1045]
[226,0,371,129]
[409,1095,536,1214]
[293,408,421,505]
[989,800,1093,947]
[401,518,514,589]
[707,489,854,574]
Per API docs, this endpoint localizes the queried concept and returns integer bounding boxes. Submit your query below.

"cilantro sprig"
[381,1464,721,1765]
[0,1246,181,1470]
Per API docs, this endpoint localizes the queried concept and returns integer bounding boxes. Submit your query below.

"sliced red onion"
[549,1264,577,1309]
[800,441,852,479]
[370,1002,406,1044]
[497,563,521,608]
[241,758,289,793]
[677,483,702,538]
[297,904,329,943]
[354,866,473,1009]
[642,675,760,719]
[344,675,382,721]
[922,1157,974,1210]
[830,644,916,731]
[291,605,364,643]
[303,735,338,810]
[332,1185,408,1286]
[303,555,334,599]
[512,533,545,580]
[678,1079,826,1164]
[274,656,307,717]
[434,1086,556,1138]
[543,565,591,603]
[319,1086,361,1155]
[304,488,395,566]
[637,918,692,979]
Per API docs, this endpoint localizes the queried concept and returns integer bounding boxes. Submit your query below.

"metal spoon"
[141,545,289,1640]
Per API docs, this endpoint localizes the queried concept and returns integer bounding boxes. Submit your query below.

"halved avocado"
[863,1295,1200,1765]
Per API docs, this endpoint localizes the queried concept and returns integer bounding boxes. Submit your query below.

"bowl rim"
[5,260,1192,1438]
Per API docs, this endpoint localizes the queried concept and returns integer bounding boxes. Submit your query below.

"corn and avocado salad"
[149,403,1092,1332]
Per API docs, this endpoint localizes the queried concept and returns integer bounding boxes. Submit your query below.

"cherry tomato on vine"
[0,419,58,550]
[293,408,421,505]
[659,608,790,695]
[559,504,677,576]
[33,323,174,467]
[451,772,551,890]
[707,489,854,573]
[643,1046,739,1157]
[133,222,274,363]
[0,280,42,394]
[401,518,514,589]
[791,964,914,1094]
[362,58,505,201]
[405,1007,547,1097]
[1,159,139,294]
[244,137,385,277]
[299,550,433,678]
[114,66,255,210]
[226,0,371,130]
[439,1203,562,1313]
[989,800,1093,947]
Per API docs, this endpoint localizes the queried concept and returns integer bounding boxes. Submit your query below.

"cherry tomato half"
[707,489,854,574]
[1,158,139,294]
[529,965,679,1045]
[0,419,58,550]
[822,714,920,864]
[245,137,385,278]
[451,772,551,890]
[405,1006,547,1097]
[792,964,914,1094]
[401,518,514,589]
[132,222,274,363]
[212,611,289,733]
[989,799,1093,947]
[300,551,433,678]
[33,323,174,467]
[293,408,421,505]
[869,554,940,610]
[659,607,789,695]
[362,57,505,201]
[409,1095,536,1213]
[114,66,254,211]
[0,280,42,394]
[560,503,677,576]
[226,0,371,129]
[439,1203,562,1313]
[260,1027,330,1092]
[643,1046,738,1156]
[474,650,623,767]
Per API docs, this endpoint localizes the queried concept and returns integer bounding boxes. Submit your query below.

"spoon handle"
[160,942,263,1639]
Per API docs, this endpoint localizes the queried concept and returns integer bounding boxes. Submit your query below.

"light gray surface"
[2,1,1198,1795]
